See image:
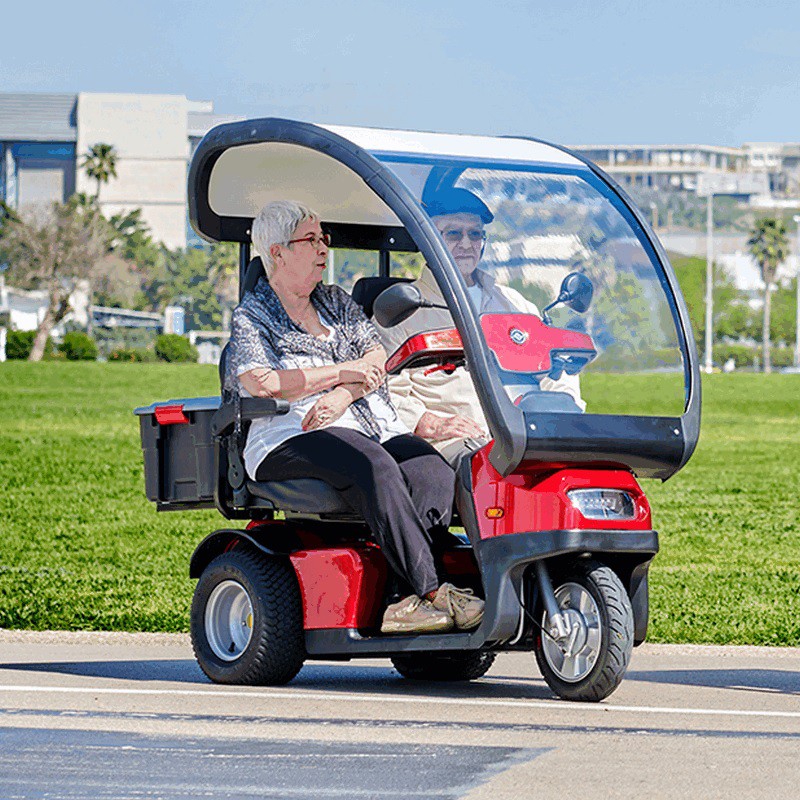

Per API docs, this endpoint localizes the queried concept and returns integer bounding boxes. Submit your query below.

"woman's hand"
[302,386,353,431]
[339,359,385,393]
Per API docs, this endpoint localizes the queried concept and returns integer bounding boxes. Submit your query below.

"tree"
[770,279,798,345]
[0,199,18,234]
[748,218,790,373]
[671,254,750,347]
[137,246,222,331]
[207,241,239,327]
[81,143,118,200]
[0,198,109,360]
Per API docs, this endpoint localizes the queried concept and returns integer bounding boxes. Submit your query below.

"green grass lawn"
[0,363,798,644]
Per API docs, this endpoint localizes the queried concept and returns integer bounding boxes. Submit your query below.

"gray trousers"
[256,428,455,597]
[439,436,491,470]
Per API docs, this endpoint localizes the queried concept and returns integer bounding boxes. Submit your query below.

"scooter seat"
[245,478,354,515]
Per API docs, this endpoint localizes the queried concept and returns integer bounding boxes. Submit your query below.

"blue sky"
[3,0,800,145]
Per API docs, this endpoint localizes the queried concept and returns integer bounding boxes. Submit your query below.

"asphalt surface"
[1,630,799,799]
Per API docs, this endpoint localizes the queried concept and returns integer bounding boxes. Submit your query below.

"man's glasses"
[438,227,486,246]
[286,232,331,249]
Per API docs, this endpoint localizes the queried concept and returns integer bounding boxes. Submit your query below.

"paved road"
[0,630,799,799]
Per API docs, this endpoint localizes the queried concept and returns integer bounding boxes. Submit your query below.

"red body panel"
[470,445,651,539]
[480,313,595,373]
[384,315,595,377]
[289,544,388,630]
[385,328,463,373]
[245,521,388,630]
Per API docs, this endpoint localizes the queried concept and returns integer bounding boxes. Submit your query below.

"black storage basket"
[136,397,221,510]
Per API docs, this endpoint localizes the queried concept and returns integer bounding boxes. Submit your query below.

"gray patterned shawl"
[225,276,387,439]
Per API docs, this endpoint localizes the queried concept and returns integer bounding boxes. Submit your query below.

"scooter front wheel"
[534,560,633,702]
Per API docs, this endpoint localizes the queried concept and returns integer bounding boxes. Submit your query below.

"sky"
[3,0,800,146]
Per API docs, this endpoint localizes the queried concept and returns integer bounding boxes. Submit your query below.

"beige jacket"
[375,266,585,455]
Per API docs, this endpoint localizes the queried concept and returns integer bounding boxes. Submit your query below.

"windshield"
[378,156,688,418]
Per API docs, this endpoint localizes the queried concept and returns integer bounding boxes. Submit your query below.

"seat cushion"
[246,478,354,514]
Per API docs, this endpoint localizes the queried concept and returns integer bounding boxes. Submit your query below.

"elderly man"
[376,187,585,466]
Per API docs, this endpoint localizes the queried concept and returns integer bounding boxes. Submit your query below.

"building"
[569,143,774,197]
[0,275,49,331]
[569,141,800,204]
[0,92,237,249]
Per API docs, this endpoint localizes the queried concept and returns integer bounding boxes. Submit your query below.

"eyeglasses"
[286,232,331,249]
[438,227,486,246]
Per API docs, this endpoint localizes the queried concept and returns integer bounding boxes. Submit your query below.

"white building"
[0,92,237,249]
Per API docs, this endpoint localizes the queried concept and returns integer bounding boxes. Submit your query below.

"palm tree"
[748,218,789,373]
[81,143,118,200]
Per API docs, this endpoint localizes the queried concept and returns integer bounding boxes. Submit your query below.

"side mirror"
[373,283,426,328]
[560,272,594,313]
[541,272,594,324]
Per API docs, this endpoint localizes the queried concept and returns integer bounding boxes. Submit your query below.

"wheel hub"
[541,581,602,683]
[205,580,254,662]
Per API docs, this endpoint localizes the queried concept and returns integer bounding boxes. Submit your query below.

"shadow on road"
[626,669,800,696]
[0,659,205,683]
[0,659,556,699]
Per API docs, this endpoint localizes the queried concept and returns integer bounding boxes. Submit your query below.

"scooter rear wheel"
[534,560,633,702]
[391,650,496,682]
[191,547,305,685]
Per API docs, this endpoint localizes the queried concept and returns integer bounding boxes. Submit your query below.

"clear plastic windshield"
[379,157,689,418]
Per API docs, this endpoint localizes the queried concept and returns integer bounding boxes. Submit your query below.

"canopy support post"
[239,243,251,301]
[379,250,390,278]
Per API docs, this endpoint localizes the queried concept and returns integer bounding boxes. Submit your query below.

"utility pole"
[326,248,335,285]
[704,192,714,373]
[794,215,800,368]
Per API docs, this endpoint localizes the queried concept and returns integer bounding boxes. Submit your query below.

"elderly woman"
[226,200,484,636]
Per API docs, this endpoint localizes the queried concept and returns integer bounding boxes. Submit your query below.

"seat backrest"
[351,276,413,318]
[220,257,263,397]
[218,341,231,397]
[242,257,265,294]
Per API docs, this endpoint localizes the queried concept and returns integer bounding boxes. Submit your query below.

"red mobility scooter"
[136,119,700,701]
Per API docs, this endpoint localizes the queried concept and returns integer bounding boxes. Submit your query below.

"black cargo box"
[135,397,221,510]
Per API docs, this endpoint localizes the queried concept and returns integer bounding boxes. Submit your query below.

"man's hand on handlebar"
[415,411,486,442]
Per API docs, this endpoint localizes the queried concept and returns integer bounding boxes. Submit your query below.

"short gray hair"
[251,200,319,277]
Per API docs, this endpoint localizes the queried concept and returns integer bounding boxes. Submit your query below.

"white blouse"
[239,316,408,480]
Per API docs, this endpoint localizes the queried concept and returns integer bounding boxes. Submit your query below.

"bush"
[154,334,198,363]
[59,331,98,361]
[713,344,794,369]
[108,347,158,363]
[5,330,54,360]
[93,327,158,359]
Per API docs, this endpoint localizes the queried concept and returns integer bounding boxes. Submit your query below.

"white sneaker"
[432,583,484,630]
[381,595,454,635]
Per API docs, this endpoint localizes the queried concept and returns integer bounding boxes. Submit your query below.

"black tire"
[534,560,633,702]
[190,547,305,685]
[391,651,496,682]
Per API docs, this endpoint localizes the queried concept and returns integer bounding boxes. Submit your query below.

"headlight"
[568,488,636,520]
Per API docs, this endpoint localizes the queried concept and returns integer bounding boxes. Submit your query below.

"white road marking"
[0,684,798,721]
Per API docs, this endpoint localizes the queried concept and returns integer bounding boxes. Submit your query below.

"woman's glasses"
[286,232,332,249]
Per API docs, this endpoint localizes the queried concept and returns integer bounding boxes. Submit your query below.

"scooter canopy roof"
[192,121,582,240]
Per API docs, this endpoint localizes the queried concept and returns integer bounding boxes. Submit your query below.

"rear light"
[567,489,636,520]
[154,404,189,425]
